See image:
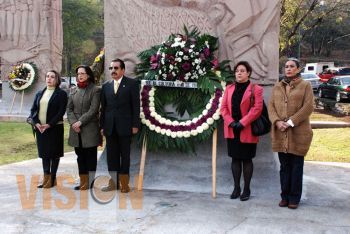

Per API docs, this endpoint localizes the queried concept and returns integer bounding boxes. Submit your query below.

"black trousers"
[278,152,305,204]
[74,146,97,181]
[105,131,131,176]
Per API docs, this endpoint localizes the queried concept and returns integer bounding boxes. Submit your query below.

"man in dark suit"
[100,58,140,193]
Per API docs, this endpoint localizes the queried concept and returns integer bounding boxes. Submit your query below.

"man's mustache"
[111,72,117,75]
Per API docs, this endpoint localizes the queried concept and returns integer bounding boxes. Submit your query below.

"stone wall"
[0,0,63,114]
[104,0,280,84]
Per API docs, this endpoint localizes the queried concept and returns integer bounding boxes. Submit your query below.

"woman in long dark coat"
[30,70,68,188]
[67,65,101,190]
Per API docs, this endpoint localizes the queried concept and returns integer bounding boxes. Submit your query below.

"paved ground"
[0,135,349,233]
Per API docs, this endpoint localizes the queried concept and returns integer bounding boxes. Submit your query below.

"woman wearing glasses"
[268,58,314,209]
[67,65,101,190]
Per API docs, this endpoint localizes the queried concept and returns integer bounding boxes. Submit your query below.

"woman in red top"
[220,61,263,201]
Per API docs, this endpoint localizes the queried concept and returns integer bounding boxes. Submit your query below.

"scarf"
[77,80,89,89]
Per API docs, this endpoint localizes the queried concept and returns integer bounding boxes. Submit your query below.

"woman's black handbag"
[250,85,271,136]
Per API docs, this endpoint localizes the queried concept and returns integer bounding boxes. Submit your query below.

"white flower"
[191,130,198,136]
[196,126,204,133]
[192,117,199,123]
[206,118,214,125]
[194,59,200,64]
[155,114,161,121]
[161,129,166,135]
[149,102,155,107]
[172,120,179,126]
[149,96,154,102]
[162,52,165,57]
[159,117,166,124]
[141,118,146,124]
[202,109,208,116]
[190,45,195,48]
[185,120,192,126]
[213,113,220,120]
[165,119,172,125]
[140,112,145,119]
[205,41,209,47]
[184,131,191,138]
[166,129,171,136]
[149,106,155,112]
[178,51,184,56]
[158,70,162,74]
[150,111,156,117]
[155,126,161,133]
[169,64,174,70]
[149,124,156,131]
[206,103,212,110]
[176,132,183,138]
[180,41,186,48]
[198,69,203,75]
[149,89,155,96]
[183,55,189,60]
[145,120,151,127]
[202,123,209,130]
[171,132,177,138]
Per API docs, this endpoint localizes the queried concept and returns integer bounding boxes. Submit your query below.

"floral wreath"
[8,62,38,91]
[136,26,233,152]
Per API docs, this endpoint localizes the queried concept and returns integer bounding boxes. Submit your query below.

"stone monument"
[104,0,280,193]
[0,0,63,114]
[104,0,280,84]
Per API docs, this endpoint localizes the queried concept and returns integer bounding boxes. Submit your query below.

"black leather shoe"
[74,185,80,190]
[230,188,241,199]
[240,189,251,201]
[37,184,44,188]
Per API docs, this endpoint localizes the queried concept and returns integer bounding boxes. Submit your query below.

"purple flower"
[182,62,191,71]
[203,47,210,57]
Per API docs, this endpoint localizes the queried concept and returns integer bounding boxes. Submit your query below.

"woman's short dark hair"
[286,57,300,68]
[75,65,95,83]
[47,70,61,87]
[233,61,253,77]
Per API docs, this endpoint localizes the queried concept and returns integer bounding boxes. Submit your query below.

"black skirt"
[35,124,64,159]
[227,129,257,159]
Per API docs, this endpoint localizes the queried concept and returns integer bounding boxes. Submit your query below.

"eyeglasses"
[109,66,120,70]
[77,72,87,75]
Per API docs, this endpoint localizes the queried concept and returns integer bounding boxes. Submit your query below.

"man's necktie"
[114,81,119,94]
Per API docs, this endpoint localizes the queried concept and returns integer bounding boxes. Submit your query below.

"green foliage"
[279,0,350,57]
[62,0,103,75]
[136,26,232,153]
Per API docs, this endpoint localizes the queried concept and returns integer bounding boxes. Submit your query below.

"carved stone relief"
[0,0,63,114]
[105,0,280,84]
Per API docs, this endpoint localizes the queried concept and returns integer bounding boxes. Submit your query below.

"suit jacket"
[67,83,101,148]
[100,76,140,137]
[220,82,263,143]
[30,87,68,126]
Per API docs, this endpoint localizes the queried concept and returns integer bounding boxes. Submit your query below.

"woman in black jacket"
[30,70,68,188]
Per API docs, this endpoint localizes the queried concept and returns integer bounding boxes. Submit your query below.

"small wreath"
[136,26,233,152]
[8,62,38,91]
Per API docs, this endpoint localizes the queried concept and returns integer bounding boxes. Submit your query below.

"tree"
[280,0,350,57]
[62,0,103,76]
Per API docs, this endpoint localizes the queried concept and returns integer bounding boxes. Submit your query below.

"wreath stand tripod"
[137,128,218,198]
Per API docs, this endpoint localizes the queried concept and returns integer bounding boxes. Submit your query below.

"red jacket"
[220,82,263,143]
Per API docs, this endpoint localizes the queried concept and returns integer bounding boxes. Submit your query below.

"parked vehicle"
[303,62,334,74]
[318,76,350,102]
[318,67,350,83]
[301,73,320,91]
